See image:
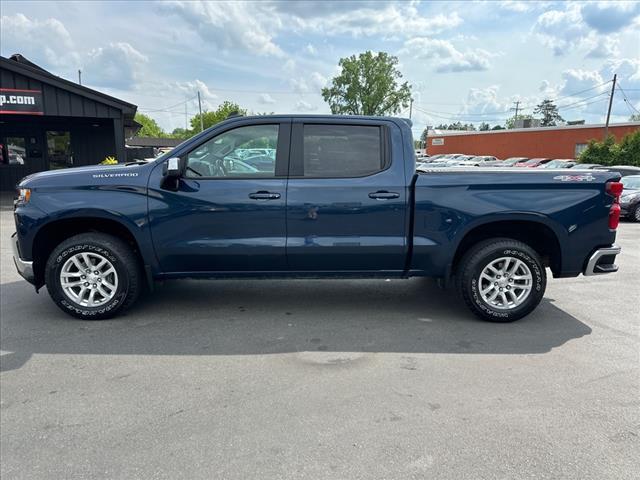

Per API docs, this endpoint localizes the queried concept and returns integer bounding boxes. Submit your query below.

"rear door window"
[302,125,383,177]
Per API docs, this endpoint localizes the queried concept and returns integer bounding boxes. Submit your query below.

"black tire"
[457,238,546,322]
[45,233,142,320]
[632,204,640,222]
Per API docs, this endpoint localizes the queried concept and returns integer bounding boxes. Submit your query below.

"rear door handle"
[368,191,400,200]
[249,191,281,200]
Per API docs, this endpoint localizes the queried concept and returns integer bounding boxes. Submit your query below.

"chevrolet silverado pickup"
[12,115,623,321]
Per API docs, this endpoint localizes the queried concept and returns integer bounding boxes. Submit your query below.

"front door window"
[47,131,72,169]
[185,124,278,178]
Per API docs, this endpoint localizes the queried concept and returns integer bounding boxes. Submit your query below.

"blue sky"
[1,0,639,136]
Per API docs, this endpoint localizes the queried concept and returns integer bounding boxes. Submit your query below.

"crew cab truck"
[12,115,623,322]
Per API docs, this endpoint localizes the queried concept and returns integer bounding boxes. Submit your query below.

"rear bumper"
[583,244,621,276]
[11,232,35,284]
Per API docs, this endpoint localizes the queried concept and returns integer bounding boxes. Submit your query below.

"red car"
[515,158,551,168]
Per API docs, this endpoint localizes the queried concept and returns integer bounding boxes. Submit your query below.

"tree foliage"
[191,101,246,132]
[578,130,640,167]
[321,51,412,116]
[534,99,564,126]
[134,113,164,137]
[630,113,640,121]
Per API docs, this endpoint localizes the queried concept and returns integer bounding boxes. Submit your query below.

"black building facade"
[0,54,138,191]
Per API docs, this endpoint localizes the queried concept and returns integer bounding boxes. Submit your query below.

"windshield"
[621,176,640,189]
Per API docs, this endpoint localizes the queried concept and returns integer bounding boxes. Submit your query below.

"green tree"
[578,130,640,167]
[491,125,505,130]
[616,129,640,166]
[630,113,640,121]
[479,122,490,131]
[321,51,412,115]
[579,135,616,165]
[505,114,533,129]
[170,127,191,139]
[534,99,564,126]
[420,128,429,144]
[134,112,164,137]
[191,101,246,132]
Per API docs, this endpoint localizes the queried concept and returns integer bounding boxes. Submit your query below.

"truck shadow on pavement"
[1,278,591,372]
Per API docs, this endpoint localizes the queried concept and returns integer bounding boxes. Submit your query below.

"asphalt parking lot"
[1,200,638,480]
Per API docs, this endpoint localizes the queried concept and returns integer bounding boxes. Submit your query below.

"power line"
[555,92,610,110]
[138,95,198,113]
[617,84,640,115]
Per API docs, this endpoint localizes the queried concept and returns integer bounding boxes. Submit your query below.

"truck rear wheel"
[457,238,546,322]
[45,233,142,320]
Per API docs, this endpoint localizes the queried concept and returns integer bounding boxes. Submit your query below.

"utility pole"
[409,98,413,120]
[511,100,520,119]
[604,74,617,140]
[78,69,82,85]
[197,91,204,132]
[184,102,188,132]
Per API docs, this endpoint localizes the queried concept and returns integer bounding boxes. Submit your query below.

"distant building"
[125,136,183,161]
[426,122,640,159]
[0,54,139,191]
[514,118,541,129]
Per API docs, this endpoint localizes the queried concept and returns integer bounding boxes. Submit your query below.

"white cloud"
[601,58,640,89]
[289,72,327,93]
[559,69,607,97]
[162,79,218,110]
[533,2,639,56]
[304,44,316,55]
[581,1,640,34]
[585,38,620,59]
[280,3,462,38]
[0,13,79,69]
[401,37,492,73]
[532,4,587,55]
[295,99,317,111]
[462,85,512,116]
[258,93,276,104]
[498,1,537,13]
[84,42,147,89]
[161,1,285,57]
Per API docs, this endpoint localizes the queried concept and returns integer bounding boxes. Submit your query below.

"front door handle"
[249,191,281,200]
[368,191,400,200]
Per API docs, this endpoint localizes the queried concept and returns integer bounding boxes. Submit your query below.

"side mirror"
[163,157,184,178]
[161,157,184,191]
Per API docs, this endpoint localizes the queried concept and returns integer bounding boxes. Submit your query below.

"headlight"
[16,188,31,204]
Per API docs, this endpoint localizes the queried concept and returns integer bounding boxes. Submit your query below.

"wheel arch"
[31,213,148,289]
[450,217,563,279]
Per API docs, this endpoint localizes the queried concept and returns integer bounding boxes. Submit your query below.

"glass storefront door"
[46,131,72,169]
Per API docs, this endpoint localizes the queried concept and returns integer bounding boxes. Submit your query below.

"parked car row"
[416,153,640,178]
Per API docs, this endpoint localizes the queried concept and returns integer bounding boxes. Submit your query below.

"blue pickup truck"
[12,115,623,322]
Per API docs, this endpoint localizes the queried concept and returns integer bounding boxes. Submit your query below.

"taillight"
[606,181,623,230]
[606,181,623,197]
[609,203,621,230]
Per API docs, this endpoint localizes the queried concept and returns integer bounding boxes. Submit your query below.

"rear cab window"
[298,124,386,178]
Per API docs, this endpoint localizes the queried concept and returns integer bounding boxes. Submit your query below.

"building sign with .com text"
[0,88,44,115]
[432,138,444,146]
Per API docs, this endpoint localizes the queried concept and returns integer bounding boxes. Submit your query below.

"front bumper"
[583,244,621,276]
[11,232,35,284]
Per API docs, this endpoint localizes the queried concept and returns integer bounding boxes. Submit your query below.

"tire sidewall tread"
[457,238,547,322]
[45,233,141,320]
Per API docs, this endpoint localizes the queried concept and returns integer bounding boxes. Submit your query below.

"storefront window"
[47,131,72,169]
[1,137,27,166]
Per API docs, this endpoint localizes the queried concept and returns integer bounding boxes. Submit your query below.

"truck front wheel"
[45,233,142,320]
[457,238,546,322]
